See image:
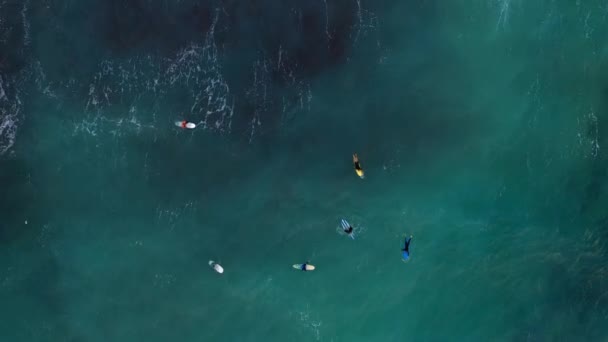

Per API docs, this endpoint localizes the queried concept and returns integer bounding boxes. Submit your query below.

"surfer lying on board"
[175,120,196,129]
[293,262,315,271]
[353,153,364,179]
[209,260,224,274]
[340,219,355,239]
[402,235,413,261]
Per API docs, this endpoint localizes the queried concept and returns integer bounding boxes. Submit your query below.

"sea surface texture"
[1,0,608,341]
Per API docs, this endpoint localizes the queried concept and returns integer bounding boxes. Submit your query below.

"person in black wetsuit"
[402,236,413,261]
[340,219,354,238]
[353,153,365,178]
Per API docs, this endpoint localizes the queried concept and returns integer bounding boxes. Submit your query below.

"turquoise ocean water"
[1,0,608,340]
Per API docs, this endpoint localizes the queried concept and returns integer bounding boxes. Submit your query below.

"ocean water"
[1,0,608,341]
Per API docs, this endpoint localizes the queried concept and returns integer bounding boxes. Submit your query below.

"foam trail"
[293,305,323,341]
[323,0,332,42]
[0,75,5,101]
[350,0,378,45]
[71,9,233,142]
[0,75,21,155]
[496,0,511,31]
[577,109,600,159]
[21,0,30,46]
[353,0,362,43]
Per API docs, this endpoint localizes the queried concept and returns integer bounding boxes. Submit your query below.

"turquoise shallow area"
[1,0,608,341]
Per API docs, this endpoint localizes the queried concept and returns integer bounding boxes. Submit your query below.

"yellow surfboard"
[353,153,364,179]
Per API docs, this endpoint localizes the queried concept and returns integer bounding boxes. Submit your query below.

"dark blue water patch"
[0,2,28,75]
[22,0,106,81]
[102,0,216,57]
[18,1,212,79]
[5,0,380,148]
[206,0,361,77]
[47,0,364,77]
[217,0,365,138]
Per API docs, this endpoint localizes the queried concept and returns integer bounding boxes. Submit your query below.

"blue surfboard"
[341,219,355,240]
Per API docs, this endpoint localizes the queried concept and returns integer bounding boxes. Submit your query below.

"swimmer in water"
[353,153,364,179]
[402,235,413,261]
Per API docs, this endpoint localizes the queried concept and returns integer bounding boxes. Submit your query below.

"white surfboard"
[175,121,196,129]
[293,264,315,271]
[209,260,224,274]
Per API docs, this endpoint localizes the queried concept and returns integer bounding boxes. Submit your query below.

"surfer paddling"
[176,120,196,129]
[340,219,355,239]
[293,262,315,271]
[209,260,224,274]
[401,236,413,261]
[353,153,364,179]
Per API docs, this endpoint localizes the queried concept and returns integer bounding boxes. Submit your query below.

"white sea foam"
[0,106,19,155]
[0,75,5,101]
[352,0,378,44]
[75,9,234,141]
[576,109,600,159]
[1,1,378,150]
[0,75,21,156]
[496,0,512,31]
[292,305,323,341]
[323,0,331,43]
[21,0,30,46]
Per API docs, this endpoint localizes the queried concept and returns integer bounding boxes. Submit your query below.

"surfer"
[401,236,413,261]
[353,153,364,179]
[293,262,315,271]
[340,219,355,239]
[209,260,224,274]
[176,120,196,129]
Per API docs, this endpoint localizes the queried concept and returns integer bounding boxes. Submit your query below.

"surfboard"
[340,219,350,230]
[175,121,196,129]
[292,264,315,271]
[353,154,364,179]
[401,251,410,262]
[209,260,224,274]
